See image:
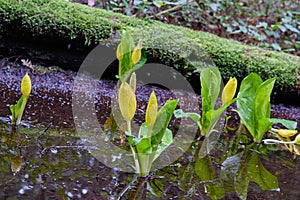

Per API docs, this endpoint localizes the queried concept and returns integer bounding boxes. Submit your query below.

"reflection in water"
[0,122,299,199]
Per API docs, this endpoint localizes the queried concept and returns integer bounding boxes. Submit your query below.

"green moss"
[0,0,299,92]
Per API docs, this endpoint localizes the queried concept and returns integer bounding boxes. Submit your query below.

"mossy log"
[0,0,299,97]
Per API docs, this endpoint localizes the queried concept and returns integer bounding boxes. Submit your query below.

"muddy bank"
[0,62,299,130]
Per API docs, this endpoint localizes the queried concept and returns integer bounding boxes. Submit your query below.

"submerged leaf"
[235,152,278,199]
[195,156,225,200]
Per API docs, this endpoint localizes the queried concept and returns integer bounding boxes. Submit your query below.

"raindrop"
[19,188,25,195]
[67,192,73,198]
[82,188,88,195]
[51,148,58,154]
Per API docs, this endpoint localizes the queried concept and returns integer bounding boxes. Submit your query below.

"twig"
[154,0,190,17]
[117,174,139,200]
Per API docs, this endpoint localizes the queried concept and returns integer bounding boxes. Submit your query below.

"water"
[0,122,299,200]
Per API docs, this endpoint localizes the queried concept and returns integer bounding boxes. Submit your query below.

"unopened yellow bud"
[116,43,123,61]
[277,129,298,137]
[21,72,31,97]
[132,40,142,65]
[129,72,136,92]
[145,91,158,127]
[222,77,237,104]
[118,82,136,122]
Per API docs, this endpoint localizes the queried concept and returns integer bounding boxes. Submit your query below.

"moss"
[0,0,299,93]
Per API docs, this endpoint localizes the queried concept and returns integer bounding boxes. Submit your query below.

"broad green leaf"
[135,137,152,154]
[173,109,202,130]
[118,32,134,81]
[253,78,275,123]
[256,118,272,142]
[138,122,148,138]
[195,156,225,200]
[151,99,178,148]
[153,128,173,161]
[245,77,275,142]
[15,95,24,118]
[237,73,263,138]
[202,98,237,136]
[268,118,297,130]
[200,67,221,114]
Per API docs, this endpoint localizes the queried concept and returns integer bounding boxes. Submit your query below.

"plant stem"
[127,120,131,133]
[16,96,28,126]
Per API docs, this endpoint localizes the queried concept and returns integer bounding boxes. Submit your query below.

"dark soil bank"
[0,63,299,130]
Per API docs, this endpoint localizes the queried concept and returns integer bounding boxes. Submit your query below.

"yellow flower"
[145,91,158,127]
[277,129,298,138]
[132,40,142,65]
[116,43,123,61]
[221,77,237,104]
[21,72,31,97]
[118,82,136,122]
[129,72,136,92]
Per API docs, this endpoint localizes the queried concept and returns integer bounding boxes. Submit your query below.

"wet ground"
[0,60,300,199]
[0,61,299,130]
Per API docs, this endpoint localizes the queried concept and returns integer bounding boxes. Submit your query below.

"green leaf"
[195,156,225,200]
[237,76,275,142]
[173,109,202,130]
[138,122,149,138]
[256,118,273,142]
[253,78,275,121]
[202,98,237,136]
[200,67,221,114]
[153,128,173,161]
[268,118,297,130]
[135,137,152,154]
[118,31,134,81]
[9,105,16,122]
[151,99,178,149]
[237,73,263,138]
[10,96,25,124]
